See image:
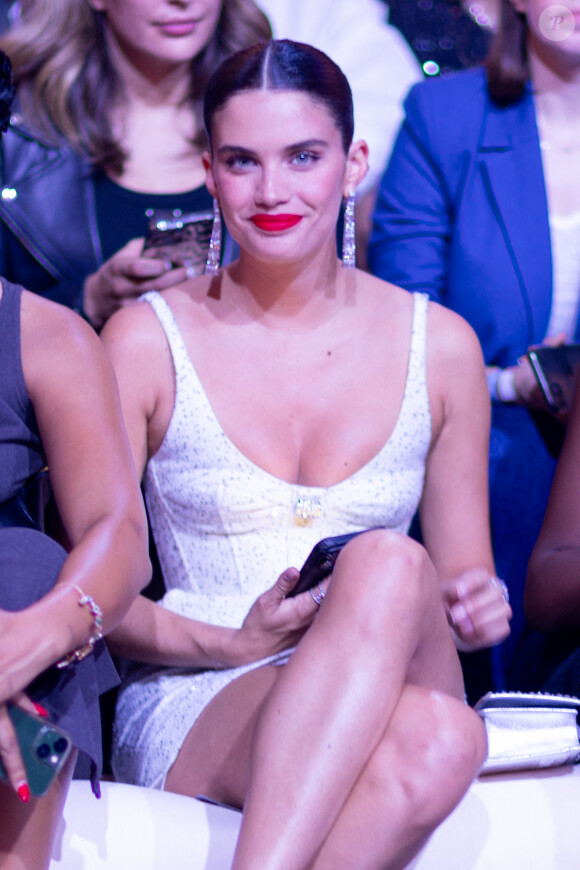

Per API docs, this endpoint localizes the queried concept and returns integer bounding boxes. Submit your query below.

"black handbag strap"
[0,466,49,532]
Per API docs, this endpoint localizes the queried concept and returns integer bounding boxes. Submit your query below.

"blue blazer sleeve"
[368,71,488,303]
[368,69,553,367]
[368,82,456,302]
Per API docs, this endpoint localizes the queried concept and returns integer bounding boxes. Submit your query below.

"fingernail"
[34,702,49,717]
[17,782,30,803]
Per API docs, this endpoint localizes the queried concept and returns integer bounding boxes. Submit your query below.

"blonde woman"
[0,0,270,327]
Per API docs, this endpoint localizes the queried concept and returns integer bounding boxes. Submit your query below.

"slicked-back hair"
[0,0,272,173]
[204,39,355,154]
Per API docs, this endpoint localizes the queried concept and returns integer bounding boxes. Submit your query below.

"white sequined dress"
[112,290,431,788]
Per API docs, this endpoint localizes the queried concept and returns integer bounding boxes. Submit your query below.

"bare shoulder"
[21,290,98,350]
[424,300,488,435]
[101,293,180,382]
[425,299,484,373]
[20,291,111,396]
[101,294,167,353]
[102,296,180,456]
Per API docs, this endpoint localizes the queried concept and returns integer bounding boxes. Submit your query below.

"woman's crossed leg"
[166,531,487,870]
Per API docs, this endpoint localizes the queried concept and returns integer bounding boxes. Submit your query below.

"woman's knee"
[361,690,486,831]
[416,691,488,791]
[332,530,436,623]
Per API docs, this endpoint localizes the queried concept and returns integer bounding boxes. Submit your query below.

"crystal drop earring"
[342,192,356,269]
[205,198,222,276]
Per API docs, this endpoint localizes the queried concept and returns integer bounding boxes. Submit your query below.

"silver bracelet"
[55,583,104,668]
[487,366,518,403]
[496,368,517,403]
[486,366,501,399]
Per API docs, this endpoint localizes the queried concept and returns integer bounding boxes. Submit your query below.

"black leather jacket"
[0,115,102,310]
[0,115,236,314]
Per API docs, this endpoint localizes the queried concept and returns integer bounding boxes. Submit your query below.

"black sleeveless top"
[0,279,119,788]
[93,171,213,261]
[0,279,45,503]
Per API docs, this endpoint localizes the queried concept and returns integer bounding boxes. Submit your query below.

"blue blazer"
[368,67,573,367]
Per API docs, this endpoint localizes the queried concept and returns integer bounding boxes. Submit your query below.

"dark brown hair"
[1,0,271,173]
[204,39,355,153]
[486,0,529,104]
[0,49,14,133]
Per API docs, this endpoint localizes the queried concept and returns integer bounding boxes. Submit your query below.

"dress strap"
[406,292,429,390]
[140,291,192,389]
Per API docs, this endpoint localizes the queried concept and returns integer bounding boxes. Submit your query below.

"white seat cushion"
[50,766,580,869]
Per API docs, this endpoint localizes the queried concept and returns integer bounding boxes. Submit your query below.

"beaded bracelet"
[55,583,104,669]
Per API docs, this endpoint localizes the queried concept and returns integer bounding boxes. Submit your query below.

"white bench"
[50,766,580,870]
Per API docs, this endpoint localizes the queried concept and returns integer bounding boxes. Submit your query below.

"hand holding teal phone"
[0,703,73,797]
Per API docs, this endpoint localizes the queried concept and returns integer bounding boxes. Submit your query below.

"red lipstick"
[250,214,302,232]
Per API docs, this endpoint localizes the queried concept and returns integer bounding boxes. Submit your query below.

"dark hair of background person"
[0,0,271,174]
[387,0,493,76]
[0,45,13,131]
[203,39,355,154]
[485,0,528,104]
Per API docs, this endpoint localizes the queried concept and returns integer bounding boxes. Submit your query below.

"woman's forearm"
[0,511,151,693]
[52,509,150,636]
[106,594,244,670]
[525,546,580,632]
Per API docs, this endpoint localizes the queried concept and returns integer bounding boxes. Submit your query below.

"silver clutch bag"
[474,692,580,774]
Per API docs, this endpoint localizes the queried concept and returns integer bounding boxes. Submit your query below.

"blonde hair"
[1,0,271,172]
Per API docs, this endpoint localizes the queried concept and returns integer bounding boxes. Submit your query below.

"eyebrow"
[216,138,330,157]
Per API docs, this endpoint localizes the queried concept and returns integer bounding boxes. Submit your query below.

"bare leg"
[166,531,484,870]
[233,531,470,870]
[0,750,76,870]
[305,687,486,870]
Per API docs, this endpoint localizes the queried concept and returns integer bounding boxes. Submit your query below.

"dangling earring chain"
[205,198,222,276]
[342,193,356,269]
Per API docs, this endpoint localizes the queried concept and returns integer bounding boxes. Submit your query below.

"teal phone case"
[0,704,73,797]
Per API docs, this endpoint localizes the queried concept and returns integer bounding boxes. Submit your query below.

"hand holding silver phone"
[142,209,214,277]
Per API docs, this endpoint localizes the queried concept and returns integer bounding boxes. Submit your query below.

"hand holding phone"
[0,703,72,797]
[527,344,580,412]
[142,209,214,276]
[286,528,380,598]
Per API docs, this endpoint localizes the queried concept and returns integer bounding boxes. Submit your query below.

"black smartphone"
[142,209,214,276]
[287,529,380,598]
[0,704,73,797]
[527,344,580,412]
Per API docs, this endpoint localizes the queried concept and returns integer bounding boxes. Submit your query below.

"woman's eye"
[226,155,256,170]
[291,151,319,167]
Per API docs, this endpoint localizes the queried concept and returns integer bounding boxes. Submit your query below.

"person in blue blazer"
[369,0,580,689]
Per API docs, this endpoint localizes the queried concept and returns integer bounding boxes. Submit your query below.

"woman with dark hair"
[103,40,510,869]
[0,45,150,870]
[368,0,580,687]
[0,0,271,327]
